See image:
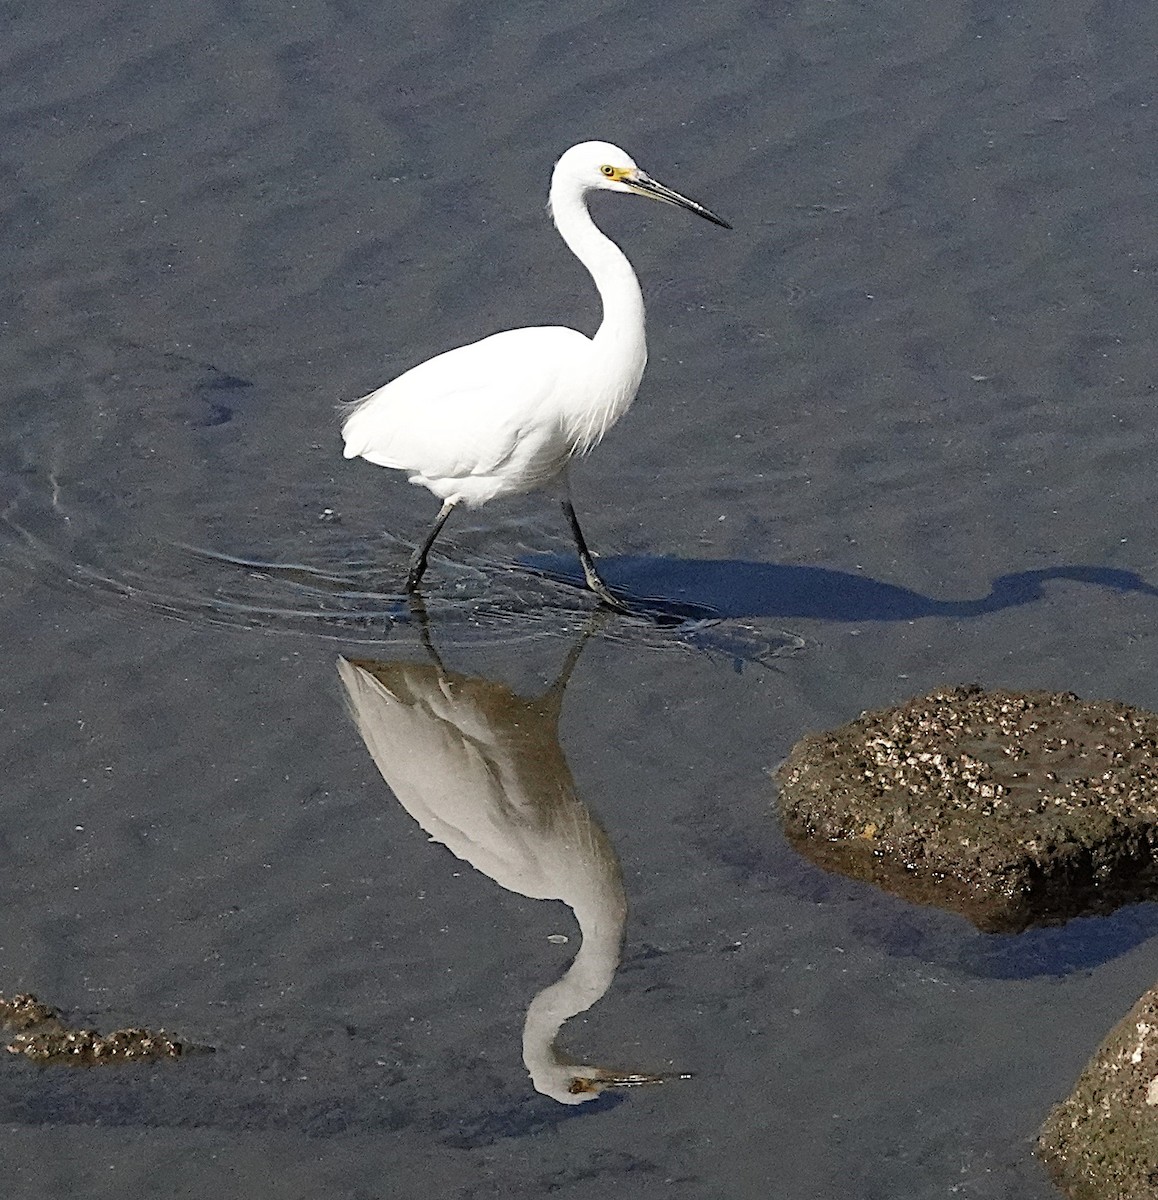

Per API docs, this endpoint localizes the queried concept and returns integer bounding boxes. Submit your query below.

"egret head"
[554,140,731,229]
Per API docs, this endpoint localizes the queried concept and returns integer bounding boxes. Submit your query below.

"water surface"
[4,0,1158,1196]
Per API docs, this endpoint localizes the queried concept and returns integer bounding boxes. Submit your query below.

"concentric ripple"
[0,341,796,661]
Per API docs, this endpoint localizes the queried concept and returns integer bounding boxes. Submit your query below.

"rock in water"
[1038,982,1158,1199]
[774,685,1158,932]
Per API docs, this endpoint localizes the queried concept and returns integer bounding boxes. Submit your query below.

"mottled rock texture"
[1039,984,1158,1200]
[775,686,1158,932]
[1,991,190,1064]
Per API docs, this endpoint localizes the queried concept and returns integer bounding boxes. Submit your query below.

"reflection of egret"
[341,140,730,609]
[337,629,668,1103]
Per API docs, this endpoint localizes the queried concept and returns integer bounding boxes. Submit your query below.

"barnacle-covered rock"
[1038,983,1158,1199]
[2,989,198,1064]
[775,686,1158,932]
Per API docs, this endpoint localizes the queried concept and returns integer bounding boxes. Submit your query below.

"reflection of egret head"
[337,639,671,1104]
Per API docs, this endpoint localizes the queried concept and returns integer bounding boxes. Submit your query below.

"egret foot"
[561,494,629,612]
[404,556,425,594]
[581,561,631,613]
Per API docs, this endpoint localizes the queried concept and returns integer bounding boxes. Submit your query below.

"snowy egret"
[341,140,730,609]
[337,629,671,1103]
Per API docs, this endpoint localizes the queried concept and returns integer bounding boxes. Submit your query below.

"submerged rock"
[1,990,195,1065]
[1038,983,1158,1199]
[774,685,1158,932]
[8,1026,185,1063]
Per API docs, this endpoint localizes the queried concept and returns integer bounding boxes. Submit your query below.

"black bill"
[627,172,732,229]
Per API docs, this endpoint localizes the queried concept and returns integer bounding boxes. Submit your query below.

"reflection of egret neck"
[522,868,627,1104]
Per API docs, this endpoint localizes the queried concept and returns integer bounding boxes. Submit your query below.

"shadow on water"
[6,495,1156,664]
[958,901,1158,979]
[528,553,1158,622]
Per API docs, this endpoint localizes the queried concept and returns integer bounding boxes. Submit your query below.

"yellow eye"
[600,164,615,177]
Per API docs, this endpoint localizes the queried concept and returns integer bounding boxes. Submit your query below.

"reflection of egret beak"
[568,1069,684,1095]
[626,172,732,229]
[604,1072,668,1089]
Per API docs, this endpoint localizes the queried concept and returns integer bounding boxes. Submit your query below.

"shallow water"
[3,0,1158,1196]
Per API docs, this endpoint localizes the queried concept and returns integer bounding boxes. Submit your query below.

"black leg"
[561,497,629,612]
[406,499,456,593]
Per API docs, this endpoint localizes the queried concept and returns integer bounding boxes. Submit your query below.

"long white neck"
[547,181,648,455]
[547,177,648,362]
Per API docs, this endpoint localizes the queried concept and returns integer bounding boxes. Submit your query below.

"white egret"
[337,630,671,1103]
[341,140,730,609]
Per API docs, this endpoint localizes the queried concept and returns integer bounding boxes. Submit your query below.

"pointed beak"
[626,172,732,229]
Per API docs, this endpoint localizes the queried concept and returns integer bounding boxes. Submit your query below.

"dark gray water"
[3,0,1158,1196]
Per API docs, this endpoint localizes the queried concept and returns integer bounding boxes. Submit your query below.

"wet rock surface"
[1038,983,1158,1200]
[1,992,192,1065]
[775,686,1158,932]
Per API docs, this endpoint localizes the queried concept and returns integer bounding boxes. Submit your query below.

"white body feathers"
[341,141,649,507]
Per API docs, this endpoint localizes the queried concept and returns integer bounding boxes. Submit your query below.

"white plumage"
[341,140,729,607]
[342,326,594,506]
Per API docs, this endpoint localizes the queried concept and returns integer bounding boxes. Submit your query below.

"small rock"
[2,989,202,1065]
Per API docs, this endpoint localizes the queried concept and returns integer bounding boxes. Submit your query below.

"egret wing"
[341,326,589,483]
